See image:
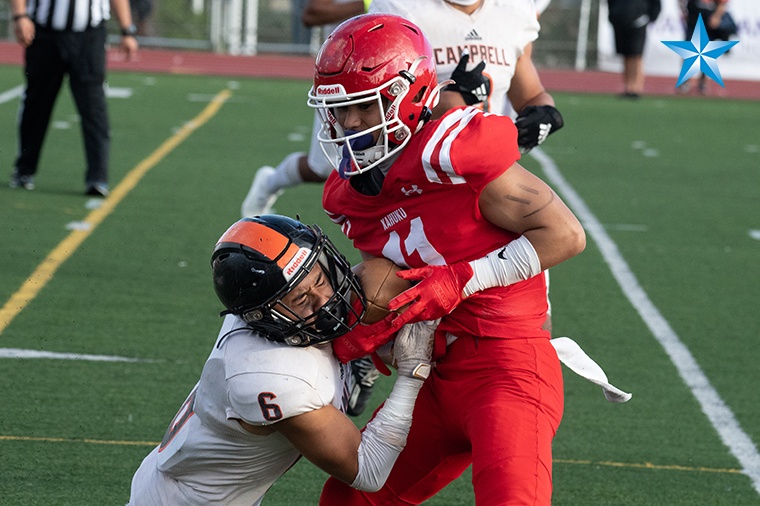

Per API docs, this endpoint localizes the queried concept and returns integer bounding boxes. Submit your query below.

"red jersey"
[323,107,550,340]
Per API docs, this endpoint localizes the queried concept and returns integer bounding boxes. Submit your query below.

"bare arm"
[432,91,467,119]
[478,162,585,270]
[11,0,34,47]
[302,0,365,28]
[506,43,554,113]
[274,404,364,484]
[707,2,727,30]
[267,318,435,489]
[110,0,139,59]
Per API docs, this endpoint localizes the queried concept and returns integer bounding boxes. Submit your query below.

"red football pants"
[321,336,564,505]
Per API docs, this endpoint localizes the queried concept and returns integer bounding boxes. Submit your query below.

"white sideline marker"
[0,85,23,104]
[0,348,155,363]
[530,147,760,495]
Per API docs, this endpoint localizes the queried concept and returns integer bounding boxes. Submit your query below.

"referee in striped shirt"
[10,0,138,196]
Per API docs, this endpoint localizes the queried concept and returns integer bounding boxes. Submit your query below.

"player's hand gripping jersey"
[323,107,549,341]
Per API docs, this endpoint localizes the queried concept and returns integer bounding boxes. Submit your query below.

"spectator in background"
[680,0,736,95]
[608,0,661,99]
[130,0,154,36]
[9,0,138,195]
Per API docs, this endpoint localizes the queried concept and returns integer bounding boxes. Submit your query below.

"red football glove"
[331,312,407,364]
[387,262,474,325]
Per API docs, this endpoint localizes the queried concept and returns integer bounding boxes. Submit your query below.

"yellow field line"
[0,434,743,475]
[0,89,232,335]
[0,434,158,446]
[554,458,743,475]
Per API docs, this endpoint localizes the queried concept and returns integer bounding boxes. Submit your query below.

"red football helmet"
[307,14,443,178]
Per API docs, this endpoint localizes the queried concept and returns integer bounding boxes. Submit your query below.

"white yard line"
[530,147,760,495]
[0,347,155,362]
[0,85,23,104]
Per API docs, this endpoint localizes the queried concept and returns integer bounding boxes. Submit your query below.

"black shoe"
[9,172,35,190]
[619,92,641,100]
[85,184,109,197]
[347,356,380,417]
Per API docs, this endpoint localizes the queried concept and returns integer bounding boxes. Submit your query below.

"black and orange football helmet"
[211,215,365,346]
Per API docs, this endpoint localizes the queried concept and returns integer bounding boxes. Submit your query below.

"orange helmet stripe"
[217,220,300,268]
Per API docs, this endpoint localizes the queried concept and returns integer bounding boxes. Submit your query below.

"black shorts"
[614,24,647,56]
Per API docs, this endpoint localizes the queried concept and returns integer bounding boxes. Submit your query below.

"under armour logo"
[537,123,552,145]
[401,185,422,196]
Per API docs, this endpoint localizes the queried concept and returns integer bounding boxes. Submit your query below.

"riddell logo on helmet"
[316,85,346,96]
[283,248,311,281]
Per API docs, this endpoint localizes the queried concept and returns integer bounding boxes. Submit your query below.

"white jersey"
[308,0,360,178]
[369,0,539,116]
[129,315,350,505]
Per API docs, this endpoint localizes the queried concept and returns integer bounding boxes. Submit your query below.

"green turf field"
[1,64,759,505]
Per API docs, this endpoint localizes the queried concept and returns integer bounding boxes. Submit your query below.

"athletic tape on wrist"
[463,235,541,297]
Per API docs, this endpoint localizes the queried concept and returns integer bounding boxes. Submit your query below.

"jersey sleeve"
[226,371,329,425]
[423,107,521,193]
[223,342,338,426]
[512,0,540,57]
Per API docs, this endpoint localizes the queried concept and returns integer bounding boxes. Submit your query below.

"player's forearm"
[517,90,555,112]
[350,376,423,491]
[463,217,584,297]
[523,214,586,271]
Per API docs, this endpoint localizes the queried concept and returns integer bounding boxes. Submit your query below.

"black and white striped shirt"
[25,0,111,32]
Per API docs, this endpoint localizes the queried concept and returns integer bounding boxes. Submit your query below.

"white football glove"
[378,319,439,380]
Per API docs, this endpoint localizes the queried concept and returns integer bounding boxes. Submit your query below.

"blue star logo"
[661,14,738,88]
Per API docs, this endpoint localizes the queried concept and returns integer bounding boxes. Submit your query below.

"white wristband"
[463,235,542,297]
[350,376,423,491]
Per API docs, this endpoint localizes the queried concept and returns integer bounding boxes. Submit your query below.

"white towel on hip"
[551,337,632,403]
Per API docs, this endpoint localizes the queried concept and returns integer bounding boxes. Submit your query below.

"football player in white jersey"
[241,0,562,216]
[369,0,563,151]
[241,0,365,220]
[128,214,438,505]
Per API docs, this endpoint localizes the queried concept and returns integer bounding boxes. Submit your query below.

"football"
[352,257,412,324]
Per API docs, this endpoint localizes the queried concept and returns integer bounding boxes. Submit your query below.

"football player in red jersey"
[309,14,585,505]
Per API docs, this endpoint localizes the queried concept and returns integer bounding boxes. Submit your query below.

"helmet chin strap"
[446,0,481,5]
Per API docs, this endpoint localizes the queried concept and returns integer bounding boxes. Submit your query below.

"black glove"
[444,52,491,106]
[514,105,564,154]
